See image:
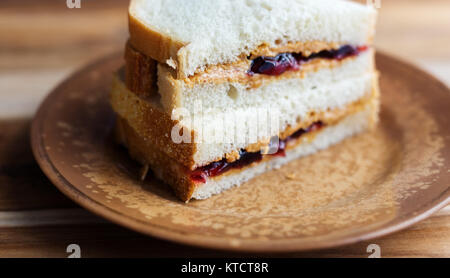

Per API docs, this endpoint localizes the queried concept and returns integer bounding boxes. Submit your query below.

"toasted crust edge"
[128,7,186,73]
[115,116,196,202]
[110,72,197,168]
[125,41,158,98]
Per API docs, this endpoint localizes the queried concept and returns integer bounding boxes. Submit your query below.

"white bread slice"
[193,105,375,200]
[115,103,377,201]
[158,49,375,114]
[129,0,377,78]
[185,73,378,167]
[111,71,379,170]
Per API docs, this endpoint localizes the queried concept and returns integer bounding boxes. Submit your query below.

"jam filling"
[190,122,324,183]
[249,45,368,76]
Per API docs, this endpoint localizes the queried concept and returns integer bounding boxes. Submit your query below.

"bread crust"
[125,41,158,97]
[249,41,341,59]
[110,73,197,169]
[128,10,185,75]
[115,116,196,202]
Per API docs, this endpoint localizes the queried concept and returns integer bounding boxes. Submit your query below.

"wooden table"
[0,0,449,258]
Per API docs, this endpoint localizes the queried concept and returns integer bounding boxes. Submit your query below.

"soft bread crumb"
[286,173,297,180]
[130,0,377,77]
[192,106,377,200]
[166,58,177,69]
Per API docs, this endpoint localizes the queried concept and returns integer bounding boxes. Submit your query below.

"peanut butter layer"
[125,41,371,95]
[248,41,341,59]
[179,53,364,89]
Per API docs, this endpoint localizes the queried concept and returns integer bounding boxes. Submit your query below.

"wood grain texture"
[0,0,449,257]
[0,119,77,210]
[0,208,448,258]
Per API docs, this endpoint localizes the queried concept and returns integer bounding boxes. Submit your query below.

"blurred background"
[0,0,449,118]
[0,0,449,257]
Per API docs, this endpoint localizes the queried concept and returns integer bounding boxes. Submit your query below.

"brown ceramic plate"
[31,52,450,252]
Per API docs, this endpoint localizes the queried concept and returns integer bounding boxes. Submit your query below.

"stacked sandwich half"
[111,0,379,202]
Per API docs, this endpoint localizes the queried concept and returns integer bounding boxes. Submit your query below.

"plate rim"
[31,52,450,253]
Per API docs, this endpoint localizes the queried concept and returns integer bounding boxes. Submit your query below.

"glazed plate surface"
[31,52,450,252]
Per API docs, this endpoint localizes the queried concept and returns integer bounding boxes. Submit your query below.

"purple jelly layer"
[248,45,368,76]
[190,122,324,183]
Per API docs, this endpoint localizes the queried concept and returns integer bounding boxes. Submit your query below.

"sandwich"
[111,0,379,202]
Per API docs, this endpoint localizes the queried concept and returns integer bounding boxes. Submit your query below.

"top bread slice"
[129,0,377,78]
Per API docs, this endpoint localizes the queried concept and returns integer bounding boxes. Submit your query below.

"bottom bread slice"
[115,100,377,202]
